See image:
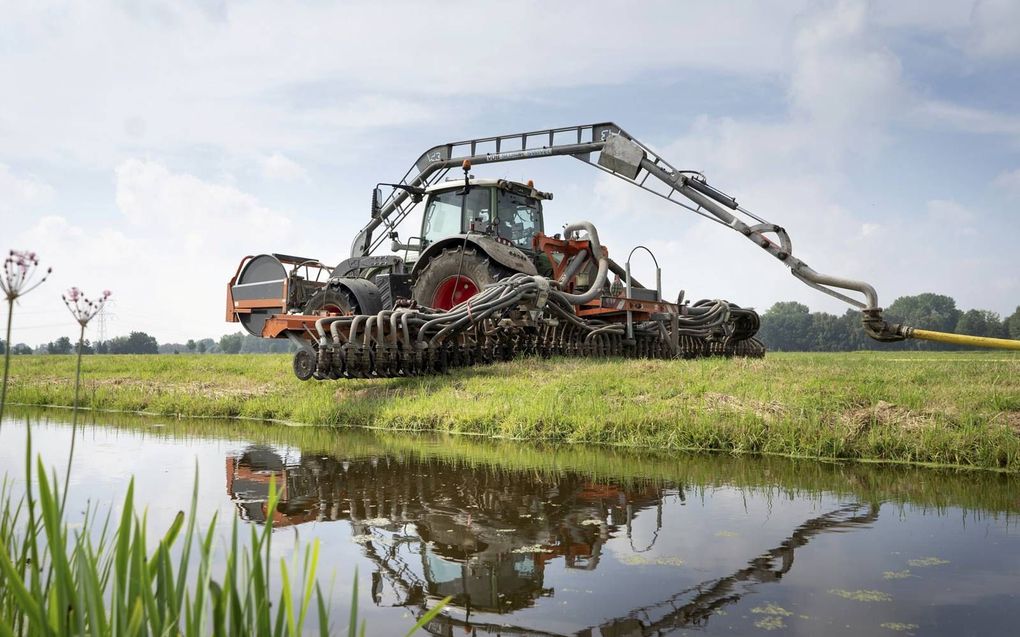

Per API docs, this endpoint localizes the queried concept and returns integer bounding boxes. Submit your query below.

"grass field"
[5,351,1020,471]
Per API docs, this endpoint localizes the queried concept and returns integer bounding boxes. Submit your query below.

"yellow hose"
[910,328,1020,351]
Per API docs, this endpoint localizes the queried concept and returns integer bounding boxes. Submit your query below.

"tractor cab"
[420,178,550,252]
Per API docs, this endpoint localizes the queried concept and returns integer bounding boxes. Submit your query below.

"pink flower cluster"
[2,249,51,301]
[63,287,112,326]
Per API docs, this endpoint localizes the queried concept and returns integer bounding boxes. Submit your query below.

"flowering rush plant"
[63,287,111,326]
[2,250,51,301]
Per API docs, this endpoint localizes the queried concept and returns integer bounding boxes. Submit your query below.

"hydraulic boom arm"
[355,123,887,331]
[355,122,1020,350]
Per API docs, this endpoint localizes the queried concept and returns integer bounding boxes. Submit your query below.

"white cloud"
[6,162,304,344]
[260,153,309,183]
[965,0,1020,59]
[915,100,1020,138]
[993,168,1020,196]
[860,222,881,237]
[0,0,807,164]
[114,158,292,253]
[0,164,54,215]
[925,199,977,236]
[790,0,906,136]
[575,1,1018,317]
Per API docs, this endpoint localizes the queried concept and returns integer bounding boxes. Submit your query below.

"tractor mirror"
[372,187,383,217]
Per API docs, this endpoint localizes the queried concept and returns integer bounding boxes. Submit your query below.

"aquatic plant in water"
[828,588,893,602]
[0,250,51,423]
[59,287,111,511]
[906,556,949,567]
[0,442,450,636]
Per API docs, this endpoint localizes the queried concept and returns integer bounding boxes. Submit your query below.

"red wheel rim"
[322,304,346,315]
[431,275,479,310]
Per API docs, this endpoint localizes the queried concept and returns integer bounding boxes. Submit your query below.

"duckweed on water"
[511,545,553,554]
[881,622,920,632]
[751,603,793,617]
[883,569,913,579]
[907,556,950,567]
[828,589,893,602]
[618,554,685,567]
[754,616,787,631]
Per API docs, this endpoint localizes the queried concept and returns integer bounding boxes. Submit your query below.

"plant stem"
[0,298,13,425]
[61,322,85,513]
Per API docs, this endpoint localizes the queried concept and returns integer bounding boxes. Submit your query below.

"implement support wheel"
[293,349,316,381]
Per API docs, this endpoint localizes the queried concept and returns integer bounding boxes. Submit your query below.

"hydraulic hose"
[559,221,610,305]
[908,328,1020,351]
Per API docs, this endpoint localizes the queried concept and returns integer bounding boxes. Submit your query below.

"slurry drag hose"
[906,328,1020,351]
[861,308,1020,351]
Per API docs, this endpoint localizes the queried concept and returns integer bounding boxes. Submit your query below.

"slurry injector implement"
[226,123,1020,380]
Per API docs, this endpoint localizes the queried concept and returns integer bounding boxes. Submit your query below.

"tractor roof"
[425,177,552,200]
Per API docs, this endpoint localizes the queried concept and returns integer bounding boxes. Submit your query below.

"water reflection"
[4,411,1019,636]
[226,444,880,635]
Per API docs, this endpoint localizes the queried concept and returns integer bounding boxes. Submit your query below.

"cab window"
[422,187,492,245]
[496,190,543,249]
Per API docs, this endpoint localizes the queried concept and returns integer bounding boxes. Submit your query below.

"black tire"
[292,349,316,381]
[412,245,513,310]
[303,286,355,316]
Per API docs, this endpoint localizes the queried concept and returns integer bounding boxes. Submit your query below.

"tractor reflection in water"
[225,445,880,636]
[225,445,665,617]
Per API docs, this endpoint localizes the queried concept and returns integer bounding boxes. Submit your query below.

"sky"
[2,0,1019,345]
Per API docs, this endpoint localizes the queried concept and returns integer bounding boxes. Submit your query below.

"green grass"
[6,351,1020,471]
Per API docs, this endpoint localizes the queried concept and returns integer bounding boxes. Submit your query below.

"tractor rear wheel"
[303,287,355,316]
[412,245,513,311]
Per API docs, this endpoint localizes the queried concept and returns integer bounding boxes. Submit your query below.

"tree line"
[0,332,294,356]
[5,293,1017,355]
[758,293,1020,351]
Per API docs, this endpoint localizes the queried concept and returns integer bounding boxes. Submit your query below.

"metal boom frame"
[353,122,880,313]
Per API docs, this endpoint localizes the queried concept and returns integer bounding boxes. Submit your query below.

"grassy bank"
[6,351,1020,471]
[16,407,1018,513]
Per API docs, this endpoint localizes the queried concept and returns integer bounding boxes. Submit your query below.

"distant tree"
[954,309,1009,339]
[12,343,32,355]
[955,309,989,337]
[1007,306,1020,340]
[186,339,197,353]
[239,333,293,353]
[198,340,207,354]
[0,339,5,354]
[94,340,108,354]
[77,339,95,355]
[886,293,961,333]
[758,302,813,351]
[107,331,159,354]
[978,310,1007,338]
[809,311,850,351]
[885,293,961,350]
[47,336,73,355]
[219,332,244,354]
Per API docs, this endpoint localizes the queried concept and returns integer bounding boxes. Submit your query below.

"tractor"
[226,122,1019,380]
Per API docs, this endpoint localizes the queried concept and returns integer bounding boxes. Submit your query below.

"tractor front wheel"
[303,287,354,316]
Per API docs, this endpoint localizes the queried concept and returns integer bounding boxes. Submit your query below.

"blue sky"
[2,0,1018,343]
